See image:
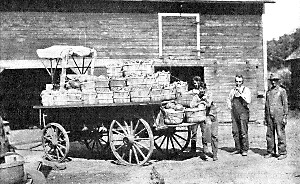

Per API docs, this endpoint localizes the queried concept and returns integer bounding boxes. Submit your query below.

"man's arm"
[281,88,288,116]
[240,87,251,104]
[190,95,200,108]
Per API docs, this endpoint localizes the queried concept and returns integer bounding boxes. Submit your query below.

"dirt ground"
[9,111,300,184]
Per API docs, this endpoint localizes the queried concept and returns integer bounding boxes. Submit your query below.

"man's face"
[193,80,199,88]
[270,80,279,87]
[235,77,243,87]
[199,86,205,95]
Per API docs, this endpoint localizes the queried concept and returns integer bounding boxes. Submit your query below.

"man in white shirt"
[227,75,251,156]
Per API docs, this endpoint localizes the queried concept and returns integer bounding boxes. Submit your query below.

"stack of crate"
[81,79,97,105]
[127,76,151,102]
[109,78,130,103]
[106,63,123,78]
[95,76,113,104]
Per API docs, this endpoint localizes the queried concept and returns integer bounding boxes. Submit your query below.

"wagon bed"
[33,102,195,166]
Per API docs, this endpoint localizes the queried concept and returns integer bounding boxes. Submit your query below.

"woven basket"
[81,81,96,90]
[110,79,126,87]
[95,87,110,93]
[114,97,130,103]
[176,93,194,107]
[126,77,145,86]
[162,109,184,125]
[130,90,150,98]
[97,92,113,99]
[113,91,130,98]
[131,97,151,103]
[185,106,206,123]
[82,93,97,105]
[150,94,164,102]
[98,98,114,104]
[106,66,122,77]
[95,80,109,88]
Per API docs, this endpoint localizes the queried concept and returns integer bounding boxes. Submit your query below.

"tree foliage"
[267,28,300,70]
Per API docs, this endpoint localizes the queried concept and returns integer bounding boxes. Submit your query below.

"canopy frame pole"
[83,57,93,74]
[71,56,82,74]
[82,57,85,74]
[41,60,51,77]
[60,55,67,89]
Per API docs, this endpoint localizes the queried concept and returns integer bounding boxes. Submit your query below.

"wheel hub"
[123,135,135,145]
[52,136,58,146]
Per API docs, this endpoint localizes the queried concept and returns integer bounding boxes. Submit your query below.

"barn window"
[158,13,200,58]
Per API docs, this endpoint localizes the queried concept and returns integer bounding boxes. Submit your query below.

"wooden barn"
[0,0,273,128]
[286,47,300,110]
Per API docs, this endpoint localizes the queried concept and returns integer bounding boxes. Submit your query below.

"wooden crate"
[113,91,130,98]
[131,97,151,103]
[114,97,130,103]
[98,98,114,104]
[82,93,97,105]
[97,92,113,99]
[110,79,126,87]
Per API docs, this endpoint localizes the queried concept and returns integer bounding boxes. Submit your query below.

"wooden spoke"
[154,126,191,157]
[83,124,109,154]
[173,133,188,142]
[133,120,140,134]
[124,121,130,135]
[42,123,69,162]
[115,120,128,135]
[109,118,154,166]
[135,128,146,137]
[132,146,140,165]
[112,129,126,137]
[129,149,132,164]
[171,135,184,150]
[133,144,146,159]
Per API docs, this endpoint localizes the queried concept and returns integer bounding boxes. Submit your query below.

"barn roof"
[286,47,300,61]
[106,0,275,3]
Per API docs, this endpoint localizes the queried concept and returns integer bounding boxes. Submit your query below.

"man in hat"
[264,73,288,160]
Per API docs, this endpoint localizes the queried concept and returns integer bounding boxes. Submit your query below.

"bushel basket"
[161,108,184,125]
[185,104,206,123]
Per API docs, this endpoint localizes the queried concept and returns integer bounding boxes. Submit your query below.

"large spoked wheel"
[154,126,191,157]
[42,123,70,162]
[109,118,154,166]
[84,125,109,154]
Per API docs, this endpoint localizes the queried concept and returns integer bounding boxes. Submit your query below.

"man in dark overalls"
[227,75,251,156]
[264,73,288,160]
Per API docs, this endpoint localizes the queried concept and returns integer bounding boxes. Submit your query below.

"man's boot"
[190,140,196,154]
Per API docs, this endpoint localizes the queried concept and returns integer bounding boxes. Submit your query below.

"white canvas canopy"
[36,45,97,59]
[36,45,97,88]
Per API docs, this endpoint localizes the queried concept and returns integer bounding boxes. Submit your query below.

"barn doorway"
[154,66,204,90]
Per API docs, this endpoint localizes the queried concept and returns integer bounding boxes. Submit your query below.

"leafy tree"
[267,28,300,104]
[267,28,300,70]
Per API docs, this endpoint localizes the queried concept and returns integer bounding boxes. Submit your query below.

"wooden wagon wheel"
[42,122,70,162]
[83,125,109,154]
[109,118,154,166]
[154,126,191,157]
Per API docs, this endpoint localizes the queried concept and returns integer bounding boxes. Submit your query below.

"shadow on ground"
[220,146,267,156]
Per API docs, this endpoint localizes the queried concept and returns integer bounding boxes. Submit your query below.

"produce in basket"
[162,108,184,125]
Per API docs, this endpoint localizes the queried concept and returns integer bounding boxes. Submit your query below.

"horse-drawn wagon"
[33,46,199,166]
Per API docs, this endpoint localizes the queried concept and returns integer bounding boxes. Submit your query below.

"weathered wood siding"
[0,1,265,126]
